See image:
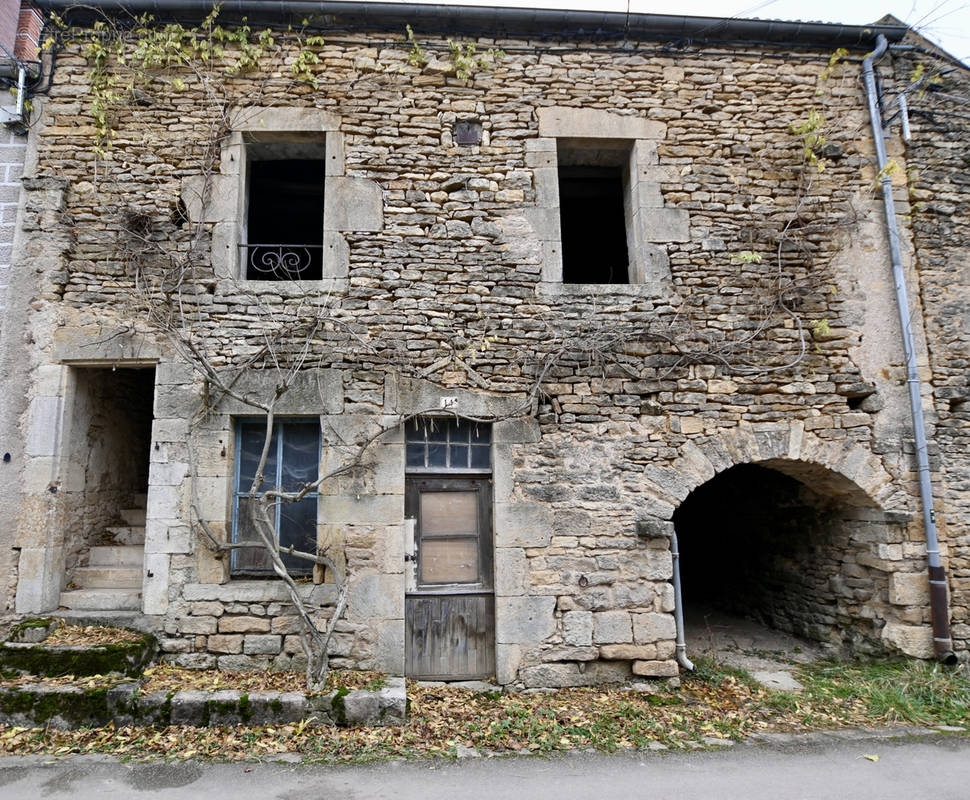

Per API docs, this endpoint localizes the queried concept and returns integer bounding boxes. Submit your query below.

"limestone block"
[519,663,587,688]
[495,643,523,685]
[375,619,405,674]
[636,518,673,540]
[495,596,557,644]
[642,207,690,243]
[14,546,63,613]
[179,616,218,635]
[537,107,665,140]
[495,502,553,548]
[221,369,343,416]
[494,548,528,597]
[889,572,930,606]
[323,229,349,278]
[349,572,404,620]
[244,634,282,655]
[521,207,561,240]
[632,659,679,677]
[142,553,169,615]
[148,461,188,487]
[600,644,658,660]
[319,494,403,527]
[592,610,633,644]
[882,623,934,658]
[207,634,244,654]
[24,395,60,457]
[540,646,599,662]
[493,418,541,444]
[563,610,593,646]
[633,612,676,644]
[324,177,383,232]
[144,522,192,555]
[230,106,340,132]
[218,615,271,634]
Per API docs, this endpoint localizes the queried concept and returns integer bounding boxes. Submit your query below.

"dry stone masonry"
[1,4,967,687]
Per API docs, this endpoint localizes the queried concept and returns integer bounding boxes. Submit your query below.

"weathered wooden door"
[404,476,494,680]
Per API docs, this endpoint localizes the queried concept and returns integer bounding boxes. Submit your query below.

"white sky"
[363,0,970,63]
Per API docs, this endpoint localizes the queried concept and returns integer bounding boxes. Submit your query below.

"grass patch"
[797,660,970,726]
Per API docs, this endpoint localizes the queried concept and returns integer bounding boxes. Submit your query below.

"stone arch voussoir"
[642,422,907,519]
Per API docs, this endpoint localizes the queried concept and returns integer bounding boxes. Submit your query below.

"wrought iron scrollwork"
[242,244,323,280]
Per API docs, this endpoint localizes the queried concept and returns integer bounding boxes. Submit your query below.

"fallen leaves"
[0,660,966,763]
[139,665,385,695]
[42,625,146,647]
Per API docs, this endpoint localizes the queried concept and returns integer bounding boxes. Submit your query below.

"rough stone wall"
[892,47,970,652]
[7,24,962,680]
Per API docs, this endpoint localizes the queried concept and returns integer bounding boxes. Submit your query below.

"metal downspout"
[670,530,694,671]
[862,35,956,664]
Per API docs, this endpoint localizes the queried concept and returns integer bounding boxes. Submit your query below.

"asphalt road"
[2,734,969,799]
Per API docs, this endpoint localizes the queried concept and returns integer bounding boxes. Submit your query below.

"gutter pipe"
[32,1,908,48]
[670,530,694,671]
[862,34,956,664]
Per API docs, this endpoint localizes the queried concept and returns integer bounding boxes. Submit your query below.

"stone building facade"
[2,2,968,686]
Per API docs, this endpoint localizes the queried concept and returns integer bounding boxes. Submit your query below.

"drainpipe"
[670,530,694,671]
[862,35,956,664]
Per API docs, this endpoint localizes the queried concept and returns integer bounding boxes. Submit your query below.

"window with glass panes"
[405,418,492,588]
[405,418,491,473]
[232,420,319,575]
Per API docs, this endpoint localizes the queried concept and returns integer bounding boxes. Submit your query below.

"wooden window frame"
[231,418,320,577]
[405,477,493,593]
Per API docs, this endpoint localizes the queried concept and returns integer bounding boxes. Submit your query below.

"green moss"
[0,685,113,726]
[330,686,350,726]
[269,697,283,715]
[238,694,253,723]
[0,633,157,678]
[8,618,57,642]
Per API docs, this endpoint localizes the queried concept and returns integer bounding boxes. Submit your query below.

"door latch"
[404,553,416,562]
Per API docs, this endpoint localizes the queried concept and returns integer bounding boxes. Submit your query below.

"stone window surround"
[180,106,384,289]
[527,107,690,297]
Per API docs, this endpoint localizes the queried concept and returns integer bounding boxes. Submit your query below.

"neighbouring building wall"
[0,0,42,611]
[893,45,970,653]
[5,12,964,683]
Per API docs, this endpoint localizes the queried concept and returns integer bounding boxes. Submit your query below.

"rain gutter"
[862,34,956,664]
[32,1,908,48]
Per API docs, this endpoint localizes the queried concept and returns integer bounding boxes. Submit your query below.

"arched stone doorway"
[637,423,934,659]
[673,461,906,655]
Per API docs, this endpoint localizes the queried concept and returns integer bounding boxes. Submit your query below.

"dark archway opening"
[674,462,870,651]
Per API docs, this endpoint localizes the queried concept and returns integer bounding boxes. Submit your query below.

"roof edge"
[32,1,908,49]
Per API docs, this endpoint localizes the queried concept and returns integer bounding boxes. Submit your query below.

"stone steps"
[88,544,143,567]
[102,525,145,545]
[58,588,142,611]
[59,500,147,612]
[71,565,142,589]
[120,508,146,527]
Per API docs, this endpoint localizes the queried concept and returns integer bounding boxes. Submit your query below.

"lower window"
[232,419,320,575]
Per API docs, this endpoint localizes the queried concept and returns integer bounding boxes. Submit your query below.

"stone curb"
[0,677,406,730]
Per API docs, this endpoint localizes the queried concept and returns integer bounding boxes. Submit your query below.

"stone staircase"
[59,495,146,612]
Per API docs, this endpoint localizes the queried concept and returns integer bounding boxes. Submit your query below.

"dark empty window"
[246,156,325,280]
[559,164,629,284]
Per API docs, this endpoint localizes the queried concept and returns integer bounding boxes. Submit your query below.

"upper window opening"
[405,418,491,473]
[558,141,631,284]
[245,136,325,281]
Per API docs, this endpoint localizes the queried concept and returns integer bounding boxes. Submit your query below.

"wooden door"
[404,477,494,680]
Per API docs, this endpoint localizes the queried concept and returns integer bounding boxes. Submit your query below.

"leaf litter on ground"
[0,658,966,762]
